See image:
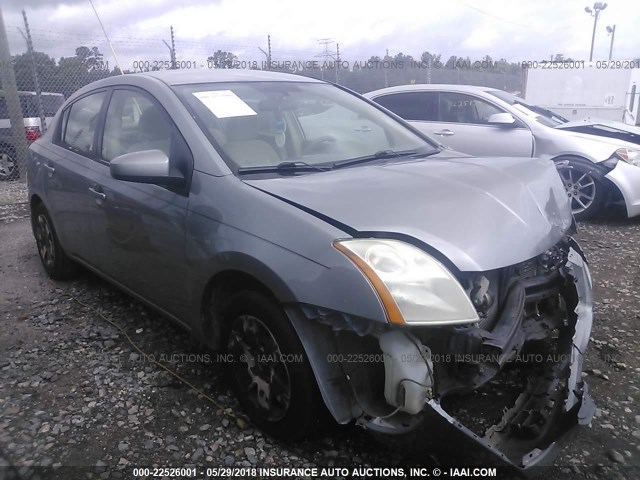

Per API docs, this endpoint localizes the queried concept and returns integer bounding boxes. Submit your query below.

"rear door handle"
[43,164,55,176]
[88,186,107,202]
[433,129,455,137]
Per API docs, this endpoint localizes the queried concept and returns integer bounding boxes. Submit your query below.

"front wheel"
[555,160,607,220]
[223,291,324,440]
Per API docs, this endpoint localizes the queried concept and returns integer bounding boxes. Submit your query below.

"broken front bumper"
[362,240,596,470]
[605,159,640,218]
[288,240,595,470]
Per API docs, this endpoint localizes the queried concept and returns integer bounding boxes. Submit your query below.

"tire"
[554,159,607,221]
[0,145,19,181]
[31,203,79,280]
[222,291,324,440]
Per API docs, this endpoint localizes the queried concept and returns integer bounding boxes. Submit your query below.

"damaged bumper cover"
[288,239,595,470]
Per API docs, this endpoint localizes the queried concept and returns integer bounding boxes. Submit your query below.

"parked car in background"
[0,91,64,180]
[29,70,595,470]
[365,85,640,220]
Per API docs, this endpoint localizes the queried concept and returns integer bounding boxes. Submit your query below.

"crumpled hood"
[551,127,640,153]
[556,118,640,136]
[244,156,573,272]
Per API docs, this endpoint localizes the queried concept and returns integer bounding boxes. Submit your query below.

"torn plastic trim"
[284,304,370,424]
[564,238,593,411]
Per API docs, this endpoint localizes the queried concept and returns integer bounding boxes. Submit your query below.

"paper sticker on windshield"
[192,90,257,118]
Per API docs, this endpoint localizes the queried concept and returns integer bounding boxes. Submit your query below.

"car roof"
[64,69,327,105]
[142,69,325,85]
[364,84,497,97]
[87,69,325,89]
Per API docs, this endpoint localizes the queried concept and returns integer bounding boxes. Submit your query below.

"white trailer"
[523,63,640,126]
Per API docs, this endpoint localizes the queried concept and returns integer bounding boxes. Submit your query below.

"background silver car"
[28,70,594,469]
[365,84,640,220]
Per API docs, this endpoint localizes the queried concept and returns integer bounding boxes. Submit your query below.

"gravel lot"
[1,197,639,479]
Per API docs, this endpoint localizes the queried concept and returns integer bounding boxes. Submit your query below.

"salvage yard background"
[0,17,522,181]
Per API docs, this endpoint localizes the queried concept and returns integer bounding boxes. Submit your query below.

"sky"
[1,0,639,68]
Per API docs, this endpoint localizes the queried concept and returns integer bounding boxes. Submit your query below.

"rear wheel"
[223,291,323,440]
[555,159,607,220]
[31,203,79,279]
[0,145,18,181]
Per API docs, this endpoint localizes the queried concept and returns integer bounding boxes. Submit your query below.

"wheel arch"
[551,154,623,201]
[29,194,45,231]
[198,262,296,350]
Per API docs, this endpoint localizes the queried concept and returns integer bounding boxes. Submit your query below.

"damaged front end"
[287,237,595,470]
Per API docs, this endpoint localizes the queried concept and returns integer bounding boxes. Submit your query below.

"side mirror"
[487,112,517,126]
[110,150,184,186]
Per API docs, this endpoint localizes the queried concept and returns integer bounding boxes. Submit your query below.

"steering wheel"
[304,135,337,154]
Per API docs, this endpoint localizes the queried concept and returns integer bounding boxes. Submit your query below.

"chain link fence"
[0,25,522,202]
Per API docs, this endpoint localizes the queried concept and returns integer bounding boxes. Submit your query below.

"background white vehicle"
[522,63,640,126]
[365,84,640,220]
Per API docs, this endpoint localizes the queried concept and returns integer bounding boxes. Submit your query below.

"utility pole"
[258,34,272,70]
[316,38,335,80]
[0,7,30,178]
[606,24,616,61]
[384,49,389,87]
[162,26,177,69]
[21,9,46,132]
[335,43,340,83]
[584,2,607,61]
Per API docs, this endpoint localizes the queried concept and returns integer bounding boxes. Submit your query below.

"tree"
[445,55,458,69]
[393,52,414,65]
[75,46,106,72]
[208,50,238,69]
[420,51,442,68]
[12,51,58,92]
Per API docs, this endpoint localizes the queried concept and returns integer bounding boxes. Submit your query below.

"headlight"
[334,239,479,326]
[614,148,640,167]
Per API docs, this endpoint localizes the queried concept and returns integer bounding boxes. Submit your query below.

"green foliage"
[207,50,238,69]
[5,46,115,98]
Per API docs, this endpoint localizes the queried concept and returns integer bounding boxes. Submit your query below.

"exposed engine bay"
[287,236,595,470]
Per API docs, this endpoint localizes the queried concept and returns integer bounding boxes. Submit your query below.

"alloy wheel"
[35,213,56,268]
[558,167,596,214]
[227,314,292,422]
[0,153,16,179]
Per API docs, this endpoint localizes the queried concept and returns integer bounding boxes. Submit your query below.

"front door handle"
[433,129,455,137]
[88,186,107,202]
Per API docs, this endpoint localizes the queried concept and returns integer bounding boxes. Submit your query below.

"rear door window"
[374,92,439,121]
[438,92,503,124]
[61,91,107,156]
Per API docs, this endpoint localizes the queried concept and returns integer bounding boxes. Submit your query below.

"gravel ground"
[1,202,639,479]
[0,181,27,206]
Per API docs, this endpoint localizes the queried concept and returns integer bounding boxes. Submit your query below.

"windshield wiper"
[332,148,437,169]
[515,101,568,123]
[237,161,331,174]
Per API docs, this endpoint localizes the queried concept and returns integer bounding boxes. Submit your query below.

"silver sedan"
[365,84,640,220]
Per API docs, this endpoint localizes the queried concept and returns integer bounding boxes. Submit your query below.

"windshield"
[174,82,437,173]
[485,89,568,127]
